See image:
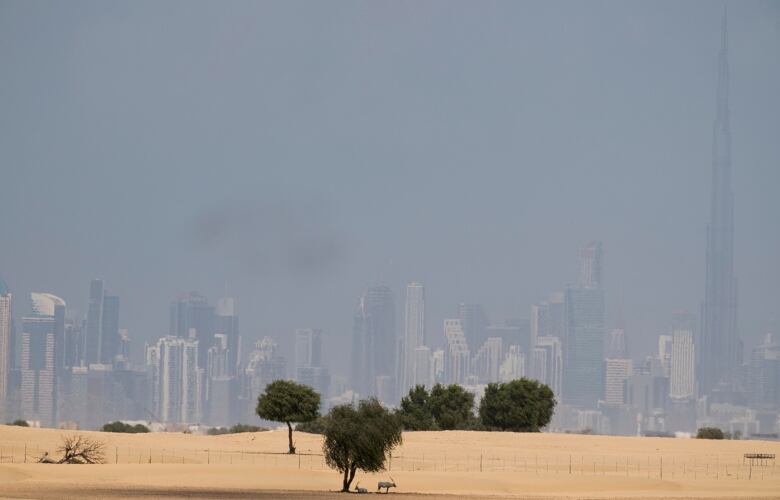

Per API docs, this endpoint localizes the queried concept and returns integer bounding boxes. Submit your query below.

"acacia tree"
[256,380,320,454]
[397,384,434,430]
[323,398,402,492]
[428,383,476,430]
[479,378,555,432]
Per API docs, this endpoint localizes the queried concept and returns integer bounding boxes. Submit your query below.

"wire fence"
[0,443,776,481]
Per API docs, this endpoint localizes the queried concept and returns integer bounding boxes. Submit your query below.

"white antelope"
[354,482,367,494]
[377,476,396,493]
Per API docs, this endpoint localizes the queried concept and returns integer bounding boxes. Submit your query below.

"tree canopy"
[696,427,725,439]
[323,398,402,492]
[428,383,476,430]
[256,379,320,454]
[479,378,555,432]
[101,421,150,433]
[397,384,434,431]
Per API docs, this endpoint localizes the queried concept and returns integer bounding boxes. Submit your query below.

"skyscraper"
[100,295,120,364]
[563,242,606,408]
[700,11,739,396]
[215,297,240,376]
[0,277,11,416]
[401,282,425,396]
[457,303,489,351]
[444,319,470,385]
[670,312,696,400]
[350,285,395,400]
[84,279,104,365]
[579,241,603,288]
[533,336,562,398]
[155,336,201,424]
[170,292,215,369]
[294,328,329,398]
[21,293,65,427]
[295,328,322,371]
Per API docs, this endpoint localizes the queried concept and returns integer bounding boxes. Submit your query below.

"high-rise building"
[84,280,121,366]
[0,277,11,415]
[579,241,603,288]
[444,319,470,385]
[100,295,120,365]
[21,293,65,427]
[563,243,606,408]
[155,336,202,424]
[350,285,395,399]
[84,279,104,365]
[170,292,215,369]
[749,333,780,410]
[243,337,286,421]
[532,336,562,397]
[215,297,240,376]
[294,328,329,398]
[670,312,696,400]
[472,337,502,383]
[604,358,633,406]
[700,11,740,396]
[499,345,525,382]
[401,283,425,397]
[457,303,489,352]
[658,335,673,377]
[411,346,432,389]
[295,328,322,371]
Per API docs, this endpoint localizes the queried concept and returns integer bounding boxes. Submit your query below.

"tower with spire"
[699,9,740,396]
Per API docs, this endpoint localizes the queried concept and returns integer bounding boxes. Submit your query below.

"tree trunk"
[344,463,357,492]
[342,465,351,492]
[286,421,296,454]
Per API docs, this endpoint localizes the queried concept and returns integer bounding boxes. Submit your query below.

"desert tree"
[428,383,476,430]
[396,384,434,431]
[479,378,556,432]
[39,434,107,464]
[323,398,402,492]
[256,379,320,454]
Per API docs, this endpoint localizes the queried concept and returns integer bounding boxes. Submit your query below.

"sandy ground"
[1,425,778,499]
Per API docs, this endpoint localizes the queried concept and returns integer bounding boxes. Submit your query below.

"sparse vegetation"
[479,378,556,432]
[8,419,29,427]
[207,423,267,435]
[101,421,150,433]
[322,398,403,492]
[256,380,320,454]
[696,427,725,439]
[39,434,106,464]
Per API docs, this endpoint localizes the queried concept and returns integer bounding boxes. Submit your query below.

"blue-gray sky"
[1,0,778,370]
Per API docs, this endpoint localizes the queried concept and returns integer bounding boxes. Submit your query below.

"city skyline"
[0,2,778,436]
[1,2,778,369]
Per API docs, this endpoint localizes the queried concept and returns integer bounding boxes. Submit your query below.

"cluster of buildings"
[0,14,777,436]
[0,281,332,430]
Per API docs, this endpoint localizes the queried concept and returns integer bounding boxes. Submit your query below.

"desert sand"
[0,424,778,499]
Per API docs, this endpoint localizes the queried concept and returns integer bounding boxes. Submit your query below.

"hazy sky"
[1,0,778,371]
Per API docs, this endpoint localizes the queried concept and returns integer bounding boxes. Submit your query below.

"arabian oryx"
[354,482,368,494]
[377,476,396,493]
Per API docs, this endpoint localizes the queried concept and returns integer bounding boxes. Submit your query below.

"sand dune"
[0,424,778,499]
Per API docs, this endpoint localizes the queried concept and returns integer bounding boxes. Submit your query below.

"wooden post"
[24,443,27,463]
[116,447,118,464]
[569,455,572,474]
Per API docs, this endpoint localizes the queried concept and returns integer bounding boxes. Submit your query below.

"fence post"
[569,455,572,474]
[116,447,118,464]
[660,456,663,480]
[298,453,301,469]
[24,443,27,463]
[207,449,210,464]
[480,454,483,472]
